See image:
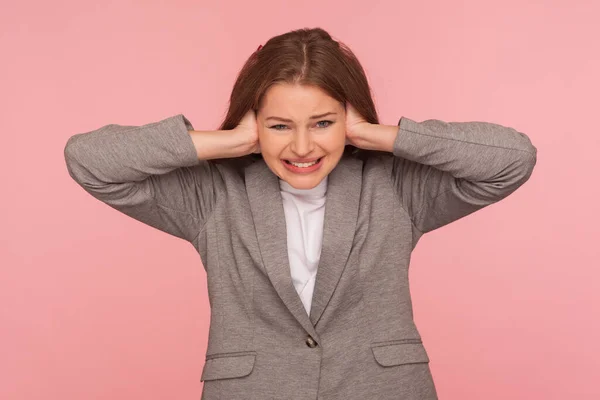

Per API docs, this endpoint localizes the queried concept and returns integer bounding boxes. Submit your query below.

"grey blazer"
[64,113,537,400]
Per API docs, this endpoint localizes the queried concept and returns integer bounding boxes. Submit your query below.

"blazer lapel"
[309,155,362,326]
[245,154,363,336]
[245,158,318,339]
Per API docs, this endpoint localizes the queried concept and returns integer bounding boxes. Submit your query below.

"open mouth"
[283,157,323,167]
[281,156,325,173]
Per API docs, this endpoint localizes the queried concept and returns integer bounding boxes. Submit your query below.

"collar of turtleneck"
[279,175,328,198]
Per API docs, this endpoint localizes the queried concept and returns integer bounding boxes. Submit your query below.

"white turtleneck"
[279,176,328,316]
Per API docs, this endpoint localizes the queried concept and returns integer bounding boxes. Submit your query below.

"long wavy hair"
[217,27,383,163]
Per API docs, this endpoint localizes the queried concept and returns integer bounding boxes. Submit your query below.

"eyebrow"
[265,112,337,123]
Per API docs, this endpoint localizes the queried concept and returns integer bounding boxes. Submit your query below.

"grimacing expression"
[256,83,347,190]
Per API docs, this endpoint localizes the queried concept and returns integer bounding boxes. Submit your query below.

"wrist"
[352,123,397,153]
[228,129,256,157]
[189,129,251,160]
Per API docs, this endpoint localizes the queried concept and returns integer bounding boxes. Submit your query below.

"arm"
[354,117,537,235]
[64,114,224,243]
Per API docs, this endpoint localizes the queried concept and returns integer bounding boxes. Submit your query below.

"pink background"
[1,0,598,399]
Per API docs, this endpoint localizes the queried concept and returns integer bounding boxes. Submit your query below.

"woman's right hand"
[234,109,261,155]
[188,109,260,160]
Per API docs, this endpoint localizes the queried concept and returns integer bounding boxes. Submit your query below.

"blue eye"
[317,120,334,128]
[268,120,334,131]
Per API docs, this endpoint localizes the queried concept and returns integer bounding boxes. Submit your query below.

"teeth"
[289,159,319,167]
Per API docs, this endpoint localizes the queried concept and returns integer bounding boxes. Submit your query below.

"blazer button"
[305,335,318,348]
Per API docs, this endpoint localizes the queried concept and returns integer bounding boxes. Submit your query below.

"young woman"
[64,27,537,400]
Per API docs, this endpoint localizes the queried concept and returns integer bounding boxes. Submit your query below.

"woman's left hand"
[345,102,370,147]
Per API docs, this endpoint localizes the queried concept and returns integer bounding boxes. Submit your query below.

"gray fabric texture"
[64,113,537,399]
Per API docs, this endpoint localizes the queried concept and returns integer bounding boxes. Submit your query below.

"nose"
[290,128,314,156]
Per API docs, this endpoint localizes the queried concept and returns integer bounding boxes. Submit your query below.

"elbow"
[63,134,88,185]
[520,146,537,182]
[518,130,538,176]
[64,136,77,170]
[478,150,537,201]
[64,134,82,164]
[497,150,537,198]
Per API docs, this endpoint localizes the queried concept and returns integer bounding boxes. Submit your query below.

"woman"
[64,27,537,400]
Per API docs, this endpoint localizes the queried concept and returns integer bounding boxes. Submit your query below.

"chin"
[283,177,323,190]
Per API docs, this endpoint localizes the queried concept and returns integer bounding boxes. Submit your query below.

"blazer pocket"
[370,339,430,367]
[201,351,257,382]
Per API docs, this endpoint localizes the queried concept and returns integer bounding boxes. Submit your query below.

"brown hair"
[216,27,383,163]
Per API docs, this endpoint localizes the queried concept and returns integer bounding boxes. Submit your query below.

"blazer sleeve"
[388,116,537,235]
[63,114,218,243]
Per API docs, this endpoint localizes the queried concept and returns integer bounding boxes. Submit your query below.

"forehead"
[260,83,341,116]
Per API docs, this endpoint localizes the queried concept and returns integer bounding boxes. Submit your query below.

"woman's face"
[256,83,346,190]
